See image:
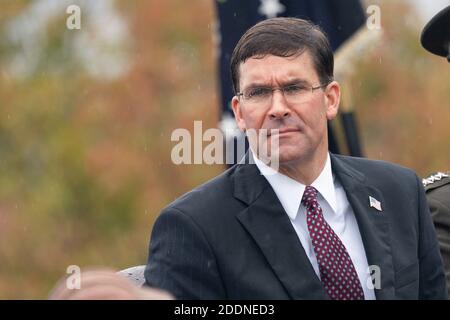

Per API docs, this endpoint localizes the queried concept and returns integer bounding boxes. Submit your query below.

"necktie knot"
[302,185,318,207]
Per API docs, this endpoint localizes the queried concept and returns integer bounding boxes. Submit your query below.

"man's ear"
[324,81,340,121]
[231,96,247,132]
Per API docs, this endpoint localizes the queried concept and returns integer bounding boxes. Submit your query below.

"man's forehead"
[238,52,316,84]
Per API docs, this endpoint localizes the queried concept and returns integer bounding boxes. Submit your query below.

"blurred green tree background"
[0,0,449,298]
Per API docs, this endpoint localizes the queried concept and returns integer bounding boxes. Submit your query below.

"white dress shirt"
[252,152,376,300]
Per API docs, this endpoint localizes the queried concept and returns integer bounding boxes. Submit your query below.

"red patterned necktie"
[302,186,365,300]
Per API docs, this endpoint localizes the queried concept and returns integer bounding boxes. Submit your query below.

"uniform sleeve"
[427,184,450,297]
[144,207,226,299]
[417,175,449,299]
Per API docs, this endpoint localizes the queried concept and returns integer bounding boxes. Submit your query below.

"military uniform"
[420,5,450,296]
[423,172,450,295]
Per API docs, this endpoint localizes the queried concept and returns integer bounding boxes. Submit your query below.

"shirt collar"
[252,151,338,220]
[311,153,338,215]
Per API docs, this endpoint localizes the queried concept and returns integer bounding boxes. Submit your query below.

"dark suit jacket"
[145,154,448,299]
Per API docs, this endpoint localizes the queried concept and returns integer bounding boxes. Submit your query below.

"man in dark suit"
[145,17,447,300]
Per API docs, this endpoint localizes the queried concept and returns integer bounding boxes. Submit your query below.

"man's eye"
[247,88,271,98]
[284,85,307,94]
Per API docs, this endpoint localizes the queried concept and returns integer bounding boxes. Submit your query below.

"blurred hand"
[48,268,174,300]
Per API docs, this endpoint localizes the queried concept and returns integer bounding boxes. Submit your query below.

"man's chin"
[251,142,307,165]
[276,147,308,165]
[278,155,303,165]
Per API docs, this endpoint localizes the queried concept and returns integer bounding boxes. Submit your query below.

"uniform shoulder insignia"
[423,171,450,189]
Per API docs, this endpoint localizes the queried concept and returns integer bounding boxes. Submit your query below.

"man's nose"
[268,89,291,120]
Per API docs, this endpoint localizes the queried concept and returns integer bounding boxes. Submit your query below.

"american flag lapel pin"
[369,196,382,212]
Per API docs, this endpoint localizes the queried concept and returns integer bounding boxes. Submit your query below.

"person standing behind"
[420,5,450,296]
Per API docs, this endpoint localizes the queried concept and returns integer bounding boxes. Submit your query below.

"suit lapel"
[331,154,395,299]
[232,157,329,299]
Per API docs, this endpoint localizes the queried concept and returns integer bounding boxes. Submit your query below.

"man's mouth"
[267,128,300,136]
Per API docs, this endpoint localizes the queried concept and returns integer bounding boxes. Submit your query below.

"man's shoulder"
[332,154,417,179]
[423,171,450,192]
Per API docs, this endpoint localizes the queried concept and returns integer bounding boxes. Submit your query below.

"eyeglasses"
[236,82,330,106]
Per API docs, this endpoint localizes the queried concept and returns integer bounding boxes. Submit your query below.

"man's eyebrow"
[282,78,310,86]
[243,78,310,89]
[243,82,271,89]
